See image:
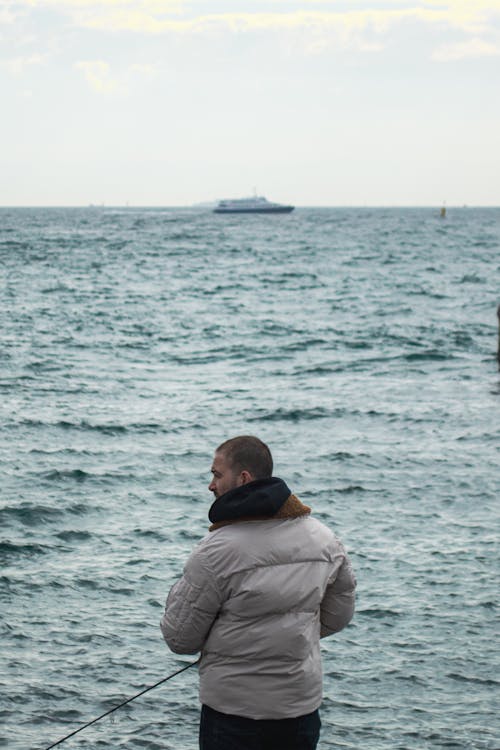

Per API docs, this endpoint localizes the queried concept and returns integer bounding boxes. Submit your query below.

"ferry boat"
[213,196,294,214]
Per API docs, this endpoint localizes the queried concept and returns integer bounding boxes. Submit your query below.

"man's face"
[208,451,240,499]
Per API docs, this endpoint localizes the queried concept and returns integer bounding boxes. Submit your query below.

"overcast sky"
[2,0,499,206]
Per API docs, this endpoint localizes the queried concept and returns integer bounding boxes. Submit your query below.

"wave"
[132,528,169,542]
[41,469,91,482]
[0,504,64,527]
[336,485,367,494]
[358,607,402,618]
[55,530,93,542]
[403,350,455,362]
[0,240,32,251]
[323,451,357,461]
[0,501,95,530]
[39,468,136,484]
[0,541,48,558]
[248,407,334,422]
[17,418,128,434]
[447,672,499,685]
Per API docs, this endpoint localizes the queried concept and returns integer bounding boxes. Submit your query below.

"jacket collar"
[208,477,311,531]
[208,477,290,525]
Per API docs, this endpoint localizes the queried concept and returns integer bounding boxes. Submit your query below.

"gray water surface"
[1,206,499,749]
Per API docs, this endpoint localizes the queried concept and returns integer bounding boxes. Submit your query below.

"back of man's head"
[216,436,273,480]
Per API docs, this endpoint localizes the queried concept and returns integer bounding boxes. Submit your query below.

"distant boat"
[213,196,294,214]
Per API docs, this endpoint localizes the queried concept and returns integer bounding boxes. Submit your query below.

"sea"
[0,206,499,750]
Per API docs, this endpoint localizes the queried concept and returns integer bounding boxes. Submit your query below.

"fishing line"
[41,658,199,750]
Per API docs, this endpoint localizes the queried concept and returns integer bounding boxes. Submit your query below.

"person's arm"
[160,545,222,654]
[320,546,356,637]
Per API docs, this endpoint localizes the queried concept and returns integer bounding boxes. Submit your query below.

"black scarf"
[208,477,291,524]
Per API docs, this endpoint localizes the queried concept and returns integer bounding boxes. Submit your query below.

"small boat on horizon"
[213,195,294,214]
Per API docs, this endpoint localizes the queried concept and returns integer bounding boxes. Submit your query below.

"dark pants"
[199,704,321,750]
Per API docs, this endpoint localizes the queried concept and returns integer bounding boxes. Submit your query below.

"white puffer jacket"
[161,494,356,720]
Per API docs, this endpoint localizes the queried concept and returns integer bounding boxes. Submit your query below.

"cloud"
[1,54,45,74]
[47,2,496,53]
[432,36,500,60]
[0,6,17,25]
[75,59,123,92]
[22,0,183,7]
[64,7,443,45]
[74,59,158,92]
[129,62,158,76]
[7,2,500,62]
[7,1,500,39]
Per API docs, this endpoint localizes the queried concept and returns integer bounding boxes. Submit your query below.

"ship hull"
[213,206,294,214]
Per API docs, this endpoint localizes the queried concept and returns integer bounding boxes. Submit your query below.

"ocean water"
[0,206,499,750]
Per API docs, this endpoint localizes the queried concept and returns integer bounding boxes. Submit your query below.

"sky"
[1,0,500,206]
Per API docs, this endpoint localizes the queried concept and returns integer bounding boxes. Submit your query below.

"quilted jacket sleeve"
[160,544,223,654]
[320,546,356,638]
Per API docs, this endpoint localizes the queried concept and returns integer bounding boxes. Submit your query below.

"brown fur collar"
[209,494,311,532]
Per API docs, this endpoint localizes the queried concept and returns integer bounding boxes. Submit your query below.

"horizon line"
[1,203,499,209]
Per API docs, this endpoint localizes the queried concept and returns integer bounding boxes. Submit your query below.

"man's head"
[208,436,273,499]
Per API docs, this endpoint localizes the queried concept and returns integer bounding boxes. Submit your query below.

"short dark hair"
[216,436,273,479]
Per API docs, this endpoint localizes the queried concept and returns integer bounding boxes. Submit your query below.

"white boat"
[213,196,294,214]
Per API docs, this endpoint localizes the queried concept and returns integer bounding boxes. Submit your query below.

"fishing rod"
[41,658,199,750]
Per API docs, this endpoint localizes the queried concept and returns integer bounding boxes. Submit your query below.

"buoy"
[440,205,446,218]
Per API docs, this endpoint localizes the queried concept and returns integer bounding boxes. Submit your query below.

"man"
[161,436,356,750]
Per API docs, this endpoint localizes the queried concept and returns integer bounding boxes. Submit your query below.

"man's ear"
[239,470,253,485]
